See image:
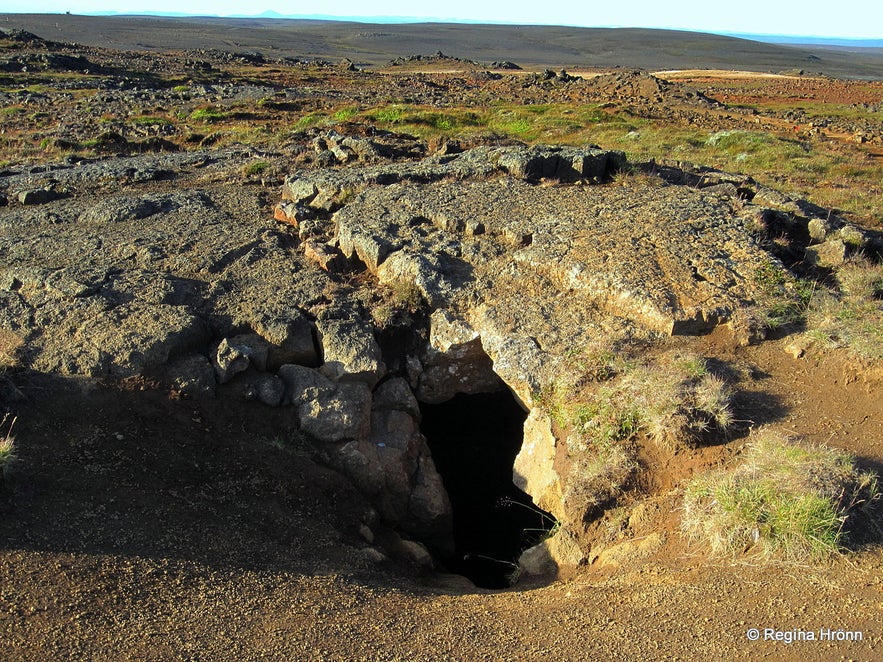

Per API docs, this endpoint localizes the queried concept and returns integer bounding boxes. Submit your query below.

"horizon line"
[3,10,882,45]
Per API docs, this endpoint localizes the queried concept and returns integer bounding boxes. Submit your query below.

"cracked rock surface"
[1,141,875,564]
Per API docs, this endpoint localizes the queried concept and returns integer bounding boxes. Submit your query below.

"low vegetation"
[371,279,427,328]
[0,414,16,483]
[537,348,734,517]
[296,101,883,226]
[682,429,879,560]
[802,257,883,360]
[0,329,23,371]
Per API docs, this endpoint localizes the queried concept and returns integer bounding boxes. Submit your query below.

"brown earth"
[1,334,881,661]
[4,14,883,78]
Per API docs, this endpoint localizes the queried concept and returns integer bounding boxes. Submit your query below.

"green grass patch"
[683,429,878,560]
[130,115,173,126]
[243,160,271,176]
[189,107,227,123]
[333,107,359,121]
[292,111,330,130]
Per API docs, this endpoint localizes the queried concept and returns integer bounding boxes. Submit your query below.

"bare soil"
[1,336,881,660]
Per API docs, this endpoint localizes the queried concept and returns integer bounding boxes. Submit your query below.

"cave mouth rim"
[417,387,558,589]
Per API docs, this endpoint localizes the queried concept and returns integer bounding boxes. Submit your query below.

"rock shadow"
[0,371,382,580]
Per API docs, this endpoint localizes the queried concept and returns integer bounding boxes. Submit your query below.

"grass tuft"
[189,107,227,124]
[0,329,24,371]
[0,414,16,477]
[243,160,271,177]
[800,257,883,360]
[682,429,879,560]
[539,348,735,519]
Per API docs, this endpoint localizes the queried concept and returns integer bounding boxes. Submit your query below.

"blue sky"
[1,1,881,39]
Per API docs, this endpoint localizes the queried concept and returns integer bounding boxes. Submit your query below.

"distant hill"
[2,13,882,79]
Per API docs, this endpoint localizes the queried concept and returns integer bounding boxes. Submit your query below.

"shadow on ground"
[0,371,386,580]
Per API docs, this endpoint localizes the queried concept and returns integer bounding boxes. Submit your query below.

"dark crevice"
[419,390,557,589]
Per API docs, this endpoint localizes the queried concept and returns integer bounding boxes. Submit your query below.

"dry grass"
[0,414,16,477]
[0,329,24,371]
[540,348,735,519]
[682,429,879,560]
[802,257,883,361]
[370,279,427,328]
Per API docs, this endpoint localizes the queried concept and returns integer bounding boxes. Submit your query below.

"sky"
[0,0,881,40]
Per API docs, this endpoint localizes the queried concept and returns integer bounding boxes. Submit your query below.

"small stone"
[785,337,811,359]
[396,539,434,568]
[358,547,386,564]
[212,338,250,384]
[465,219,485,235]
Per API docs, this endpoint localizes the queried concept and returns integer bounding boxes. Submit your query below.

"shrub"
[682,429,879,560]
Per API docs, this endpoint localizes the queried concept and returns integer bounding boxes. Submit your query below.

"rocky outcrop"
[275,144,877,555]
[2,143,872,577]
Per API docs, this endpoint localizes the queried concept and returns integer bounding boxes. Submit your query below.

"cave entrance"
[419,390,558,589]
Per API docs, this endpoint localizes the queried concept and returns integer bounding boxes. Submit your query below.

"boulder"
[17,188,58,205]
[337,220,398,271]
[302,240,347,273]
[316,318,386,388]
[336,439,385,496]
[278,363,336,403]
[251,313,319,370]
[417,310,504,404]
[281,177,318,205]
[513,410,563,519]
[282,365,372,443]
[519,528,584,576]
[805,239,848,268]
[248,373,286,407]
[372,377,421,420]
[402,448,453,548]
[227,333,271,371]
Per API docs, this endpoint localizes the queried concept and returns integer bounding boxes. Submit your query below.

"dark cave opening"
[419,390,558,589]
